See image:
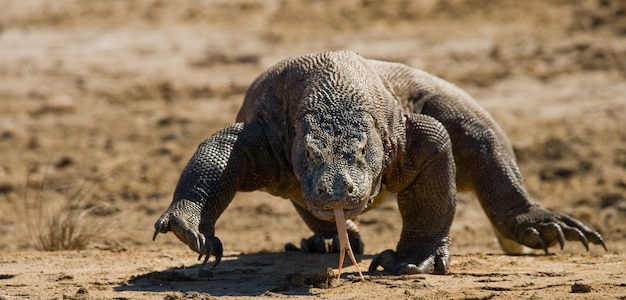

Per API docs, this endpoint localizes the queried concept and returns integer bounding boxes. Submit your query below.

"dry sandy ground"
[1,0,625,299]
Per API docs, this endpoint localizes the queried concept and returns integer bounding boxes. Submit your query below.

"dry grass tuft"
[25,166,106,251]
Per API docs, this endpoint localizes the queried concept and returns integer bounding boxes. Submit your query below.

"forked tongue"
[333,208,365,281]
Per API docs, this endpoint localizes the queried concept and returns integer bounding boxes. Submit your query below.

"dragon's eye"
[357,132,368,158]
[305,145,315,161]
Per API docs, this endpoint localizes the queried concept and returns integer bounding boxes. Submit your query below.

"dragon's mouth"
[310,205,365,221]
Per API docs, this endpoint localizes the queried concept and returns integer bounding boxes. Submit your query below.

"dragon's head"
[292,110,385,221]
[287,51,402,221]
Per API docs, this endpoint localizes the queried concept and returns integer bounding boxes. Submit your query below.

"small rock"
[61,286,88,300]
[0,131,13,140]
[76,286,88,295]
[183,291,213,299]
[55,156,74,169]
[0,184,14,194]
[56,273,74,281]
[286,268,338,288]
[571,282,592,293]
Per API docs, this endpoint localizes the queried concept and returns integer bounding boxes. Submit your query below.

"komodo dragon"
[153,50,606,276]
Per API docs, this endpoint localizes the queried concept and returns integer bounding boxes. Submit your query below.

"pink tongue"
[333,209,365,281]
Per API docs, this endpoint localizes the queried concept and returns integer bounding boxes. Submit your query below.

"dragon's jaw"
[306,185,380,222]
[309,204,366,222]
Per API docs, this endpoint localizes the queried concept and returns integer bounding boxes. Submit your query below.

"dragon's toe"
[198,235,223,267]
[510,208,607,253]
[369,249,448,275]
[153,209,223,267]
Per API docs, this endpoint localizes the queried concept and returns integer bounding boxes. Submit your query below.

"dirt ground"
[1,0,625,299]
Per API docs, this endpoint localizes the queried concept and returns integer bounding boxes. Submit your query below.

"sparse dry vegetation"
[24,166,106,251]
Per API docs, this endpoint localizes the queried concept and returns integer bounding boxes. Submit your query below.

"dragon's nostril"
[316,186,325,195]
[347,183,355,195]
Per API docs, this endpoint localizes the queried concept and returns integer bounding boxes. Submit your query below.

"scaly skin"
[154,51,606,276]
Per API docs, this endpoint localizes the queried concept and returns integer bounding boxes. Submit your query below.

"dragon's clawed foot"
[510,207,607,254]
[153,211,223,267]
[369,249,448,275]
[197,235,223,267]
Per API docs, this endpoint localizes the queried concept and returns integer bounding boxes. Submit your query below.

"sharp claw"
[558,213,606,251]
[197,234,207,261]
[200,235,207,254]
[572,228,590,251]
[369,249,395,273]
[599,236,608,251]
[434,257,447,275]
[525,227,547,253]
[555,225,565,250]
[195,234,202,255]
[152,218,168,241]
[578,232,590,251]
[201,240,213,265]
[315,236,328,253]
[369,252,383,273]
[213,237,223,268]
[581,230,606,251]
[590,232,608,251]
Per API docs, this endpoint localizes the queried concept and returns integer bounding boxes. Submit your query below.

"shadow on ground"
[115,251,373,297]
